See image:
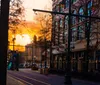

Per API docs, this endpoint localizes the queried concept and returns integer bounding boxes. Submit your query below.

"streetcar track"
[8,71,51,85]
[8,74,33,85]
[20,70,49,79]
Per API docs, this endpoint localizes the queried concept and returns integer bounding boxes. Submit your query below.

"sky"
[23,0,52,21]
[14,0,52,46]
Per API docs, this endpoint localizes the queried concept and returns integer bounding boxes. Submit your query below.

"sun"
[15,34,31,46]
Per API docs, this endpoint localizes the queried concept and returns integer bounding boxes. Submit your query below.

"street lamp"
[12,29,16,51]
[32,35,37,67]
[44,37,47,69]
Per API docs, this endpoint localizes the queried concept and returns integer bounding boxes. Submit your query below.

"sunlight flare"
[16,34,31,46]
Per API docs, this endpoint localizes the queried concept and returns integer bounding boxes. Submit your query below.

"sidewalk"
[7,74,25,85]
[48,74,100,85]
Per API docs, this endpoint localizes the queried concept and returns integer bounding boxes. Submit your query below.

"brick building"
[51,0,100,73]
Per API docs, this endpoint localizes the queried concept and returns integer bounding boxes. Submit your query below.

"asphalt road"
[7,69,100,85]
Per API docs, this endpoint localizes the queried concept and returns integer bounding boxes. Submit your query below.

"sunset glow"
[23,0,52,21]
[15,34,31,46]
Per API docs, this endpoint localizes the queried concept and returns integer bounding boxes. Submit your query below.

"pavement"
[7,74,25,85]
[7,69,100,85]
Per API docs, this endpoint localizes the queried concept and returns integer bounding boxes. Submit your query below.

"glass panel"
[79,8,84,15]
[60,4,64,13]
[78,26,84,39]
[66,0,69,8]
[72,10,76,25]
[60,19,63,28]
[56,5,59,12]
[78,7,84,40]
[88,1,92,16]
[72,28,77,41]
[65,16,68,29]
[79,8,84,22]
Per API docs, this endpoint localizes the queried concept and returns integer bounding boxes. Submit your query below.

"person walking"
[12,51,19,71]
[7,51,13,70]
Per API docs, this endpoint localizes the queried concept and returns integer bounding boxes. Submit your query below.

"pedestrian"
[12,51,19,71]
[7,52,13,70]
[10,51,14,70]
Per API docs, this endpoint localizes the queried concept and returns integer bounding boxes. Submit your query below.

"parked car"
[25,63,31,68]
[19,63,25,68]
[31,63,38,70]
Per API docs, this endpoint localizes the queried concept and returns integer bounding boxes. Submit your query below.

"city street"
[7,68,100,85]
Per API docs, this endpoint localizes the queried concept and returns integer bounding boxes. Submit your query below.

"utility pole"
[85,0,92,72]
[32,37,34,67]
[44,37,47,68]
[64,0,72,84]
[12,29,16,51]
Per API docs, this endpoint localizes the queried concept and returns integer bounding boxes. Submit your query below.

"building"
[25,43,41,65]
[25,41,50,67]
[51,0,100,73]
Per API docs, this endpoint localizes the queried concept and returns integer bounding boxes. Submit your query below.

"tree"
[34,12,52,68]
[8,0,25,51]
[35,12,52,41]
[9,0,25,26]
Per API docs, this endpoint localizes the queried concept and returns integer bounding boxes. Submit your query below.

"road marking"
[8,74,33,85]
[8,71,51,85]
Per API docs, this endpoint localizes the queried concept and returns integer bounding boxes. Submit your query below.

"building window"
[78,26,84,40]
[79,7,84,21]
[77,7,84,40]
[87,1,92,16]
[66,0,69,8]
[85,1,93,38]
[60,19,63,28]
[55,21,59,45]
[64,16,69,42]
[55,21,59,30]
[72,10,77,41]
[65,16,68,29]
[55,5,59,12]
[72,10,76,25]
[72,28,77,42]
[59,4,64,12]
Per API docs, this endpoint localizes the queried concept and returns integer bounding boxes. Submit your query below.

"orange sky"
[23,0,52,21]
[8,0,52,51]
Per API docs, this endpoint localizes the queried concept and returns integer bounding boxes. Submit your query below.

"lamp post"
[64,0,72,84]
[32,35,37,67]
[32,37,34,67]
[44,37,47,69]
[12,29,16,51]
